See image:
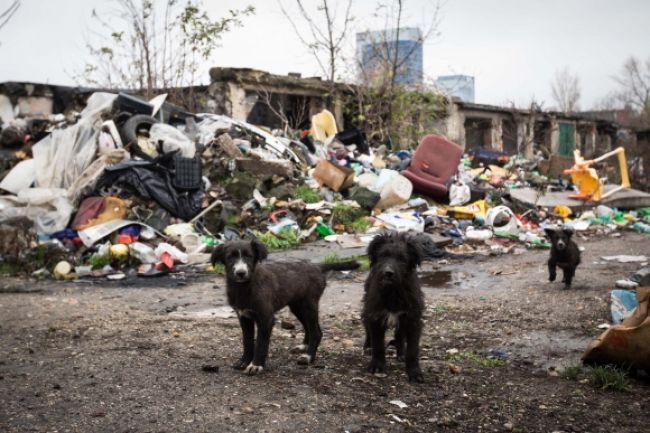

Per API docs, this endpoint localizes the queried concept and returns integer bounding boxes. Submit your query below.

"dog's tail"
[320,261,360,272]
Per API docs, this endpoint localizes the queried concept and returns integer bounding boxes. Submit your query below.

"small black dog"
[545,227,581,289]
[362,232,425,382]
[211,239,358,375]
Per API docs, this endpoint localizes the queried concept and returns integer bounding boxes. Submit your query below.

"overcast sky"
[0,0,649,109]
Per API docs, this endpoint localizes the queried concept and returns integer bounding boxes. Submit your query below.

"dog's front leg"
[548,257,557,282]
[367,320,386,375]
[563,266,574,289]
[403,318,424,383]
[245,316,274,375]
[362,322,371,355]
[233,315,255,370]
[393,325,406,362]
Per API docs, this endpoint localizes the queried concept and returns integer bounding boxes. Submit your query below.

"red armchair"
[402,134,463,200]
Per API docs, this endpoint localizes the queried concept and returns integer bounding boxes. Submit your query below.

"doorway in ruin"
[558,122,576,156]
[246,93,311,130]
[502,119,517,154]
[464,117,492,149]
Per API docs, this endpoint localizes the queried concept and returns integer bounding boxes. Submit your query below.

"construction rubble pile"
[0,91,649,281]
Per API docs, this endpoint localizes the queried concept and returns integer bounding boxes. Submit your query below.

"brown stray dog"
[211,239,358,375]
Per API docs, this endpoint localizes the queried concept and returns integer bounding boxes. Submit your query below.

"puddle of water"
[419,271,453,288]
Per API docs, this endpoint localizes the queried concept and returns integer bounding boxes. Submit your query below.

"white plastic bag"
[449,181,471,206]
[155,242,189,264]
[0,188,73,234]
[149,123,196,158]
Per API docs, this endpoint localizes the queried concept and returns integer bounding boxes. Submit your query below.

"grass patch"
[356,255,370,271]
[446,351,506,367]
[254,230,301,251]
[589,365,630,391]
[319,254,370,271]
[349,216,371,233]
[86,253,136,270]
[320,253,349,265]
[430,305,448,314]
[559,364,582,381]
[210,263,225,275]
[333,202,366,226]
[295,185,321,204]
[225,215,239,226]
[0,262,20,276]
[87,254,113,269]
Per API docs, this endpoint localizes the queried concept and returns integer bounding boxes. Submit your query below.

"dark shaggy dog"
[545,227,581,289]
[362,232,425,382]
[211,239,358,375]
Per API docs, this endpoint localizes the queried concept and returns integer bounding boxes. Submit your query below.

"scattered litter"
[602,255,648,263]
[389,400,408,409]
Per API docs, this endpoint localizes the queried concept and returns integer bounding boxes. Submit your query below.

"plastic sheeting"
[149,123,196,158]
[67,149,130,205]
[0,188,73,234]
[32,92,117,189]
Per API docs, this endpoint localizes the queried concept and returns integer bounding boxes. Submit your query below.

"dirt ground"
[1,232,649,433]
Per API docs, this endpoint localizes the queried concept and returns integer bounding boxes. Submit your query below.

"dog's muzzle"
[381,265,396,282]
[232,260,250,282]
[556,240,566,250]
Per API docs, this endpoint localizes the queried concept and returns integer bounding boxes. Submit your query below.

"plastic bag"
[149,123,195,158]
[0,188,73,234]
[155,242,189,264]
[130,242,158,264]
[33,92,117,190]
[449,180,471,206]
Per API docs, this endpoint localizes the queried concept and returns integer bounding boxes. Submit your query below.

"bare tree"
[0,0,20,42]
[278,0,354,104]
[78,0,253,106]
[592,92,621,111]
[550,66,581,112]
[613,56,650,126]
[349,0,442,148]
[255,87,310,134]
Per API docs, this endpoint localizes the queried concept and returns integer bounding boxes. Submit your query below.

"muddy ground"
[1,232,649,433]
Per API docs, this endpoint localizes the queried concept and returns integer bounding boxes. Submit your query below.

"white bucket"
[376,174,413,210]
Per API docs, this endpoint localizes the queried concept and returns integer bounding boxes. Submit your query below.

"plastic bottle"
[316,222,334,237]
[633,222,650,234]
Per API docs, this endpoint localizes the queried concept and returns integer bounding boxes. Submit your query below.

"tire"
[119,114,159,145]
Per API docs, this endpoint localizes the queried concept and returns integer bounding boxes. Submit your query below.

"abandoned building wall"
[440,101,465,146]
[206,67,347,130]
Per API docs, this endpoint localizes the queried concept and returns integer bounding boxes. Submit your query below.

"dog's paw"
[368,358,386,375]
[244,363,264,375]
[291,344,308,354]
[232,357,253,370]
[407,367,424,383]
[548,274,556,282]
[297,354,312,365]
[563,284,571,290]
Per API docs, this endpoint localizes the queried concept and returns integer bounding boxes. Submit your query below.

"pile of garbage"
[0,91,649,280]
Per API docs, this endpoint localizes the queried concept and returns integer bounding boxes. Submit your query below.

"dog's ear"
[406,238,424,269]
[544,228,556,241]
[211,244,225,265]
[251,239,268,262]
[367,234,389,265]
